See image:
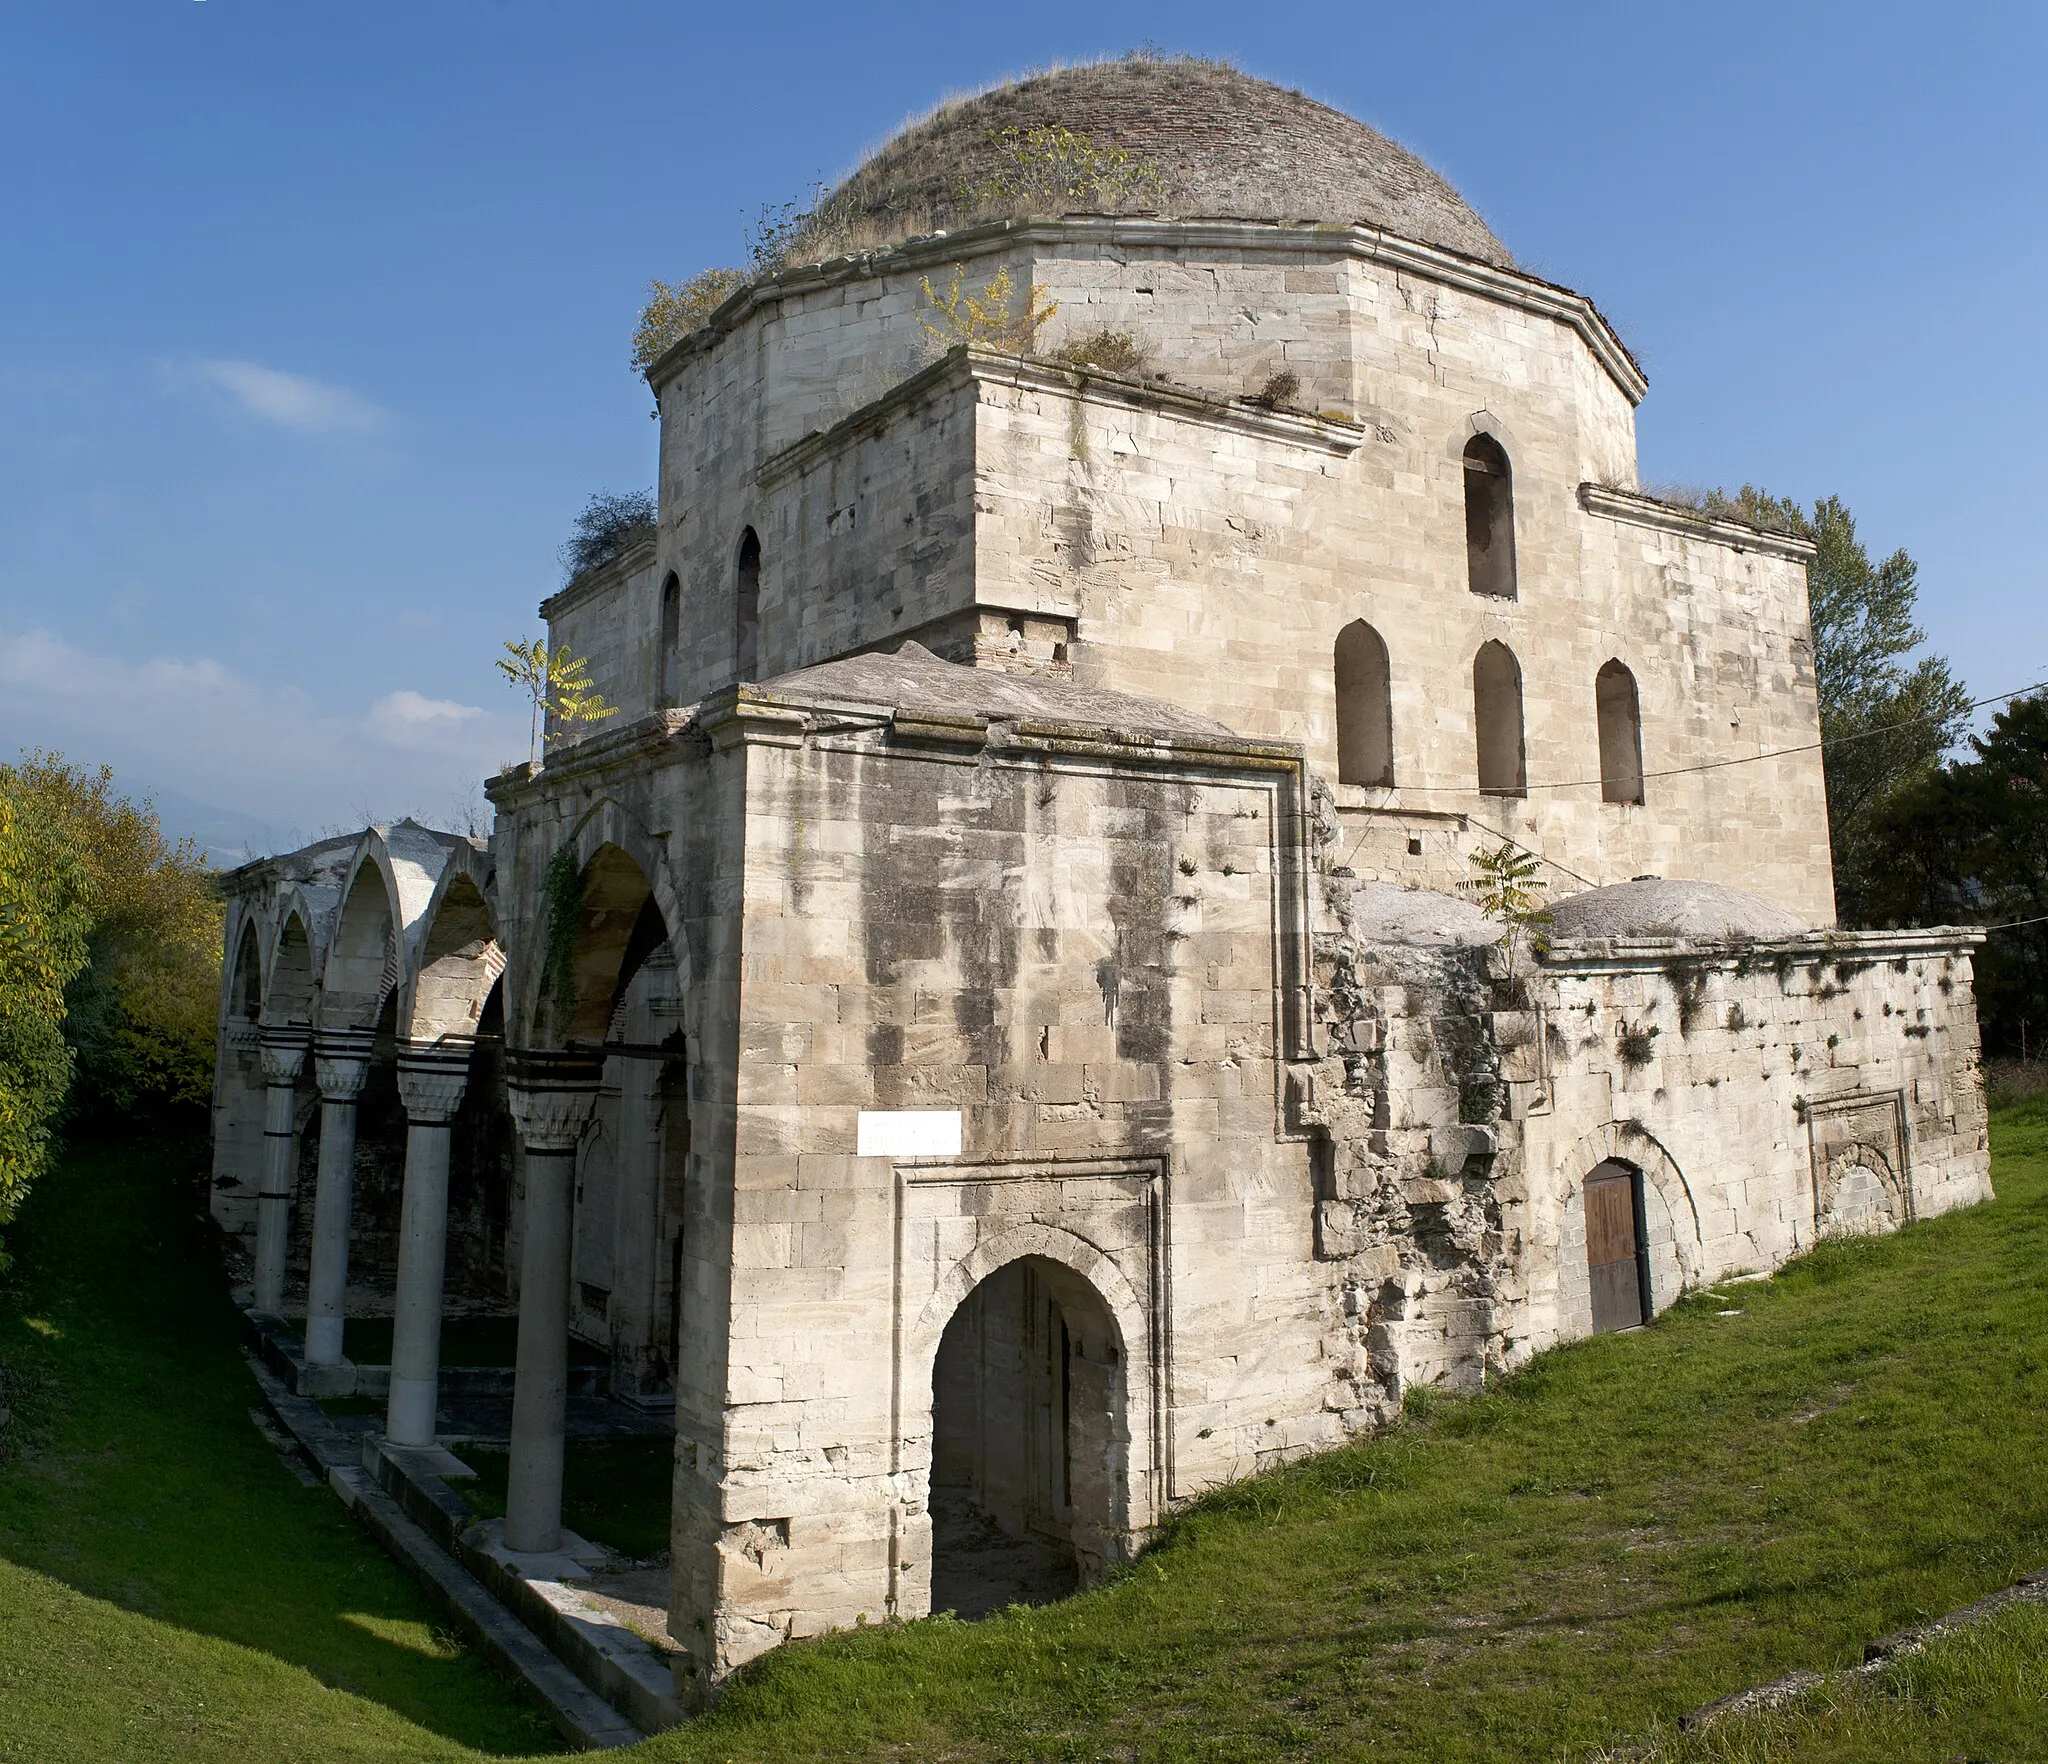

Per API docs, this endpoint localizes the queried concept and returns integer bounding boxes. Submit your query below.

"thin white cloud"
[367,689,488,746]
[177,357,387,435]
[0,625,520,833]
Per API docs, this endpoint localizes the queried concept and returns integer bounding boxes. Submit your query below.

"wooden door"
[1586,1163,1646,1333]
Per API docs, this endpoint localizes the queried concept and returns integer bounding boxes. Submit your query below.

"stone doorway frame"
[886,1155,1172,1617]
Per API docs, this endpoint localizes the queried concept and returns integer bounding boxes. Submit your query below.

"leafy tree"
[498,638,619,765]
[0,779,93,1256]
[1715,489,1969,924]
[3,755,223,1124]
[1861,694,2048,1055]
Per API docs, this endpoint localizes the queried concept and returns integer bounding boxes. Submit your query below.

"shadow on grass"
[0,1132,559,1757]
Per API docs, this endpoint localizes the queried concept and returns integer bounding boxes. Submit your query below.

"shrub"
[1248,369,1302,411]
[916,263,1058,355]
[560,490,656,582]
[4,755,222,1126]
[960,124,1164,216]
[1057,329,1145,374]
[630,268,746,375]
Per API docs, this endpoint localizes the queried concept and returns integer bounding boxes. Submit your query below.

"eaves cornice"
[1578,483,1818,562]
[648,216,1648,407]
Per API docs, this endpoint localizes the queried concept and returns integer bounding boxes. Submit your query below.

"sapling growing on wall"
[497,637,618,766]
[917,263,1058,356]
[1468,839,1552,983]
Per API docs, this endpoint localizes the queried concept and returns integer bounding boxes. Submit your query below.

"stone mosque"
[210,56,1989,1728]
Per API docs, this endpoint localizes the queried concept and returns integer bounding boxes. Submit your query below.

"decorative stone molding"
[395,1039,475,1125]
[505,1049,605,1152]
[222,1020,263,1054]
[257,1026,311,1086]
[313,1028,376,1102]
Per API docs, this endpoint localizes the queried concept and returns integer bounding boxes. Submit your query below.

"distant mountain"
[133,782,292,869]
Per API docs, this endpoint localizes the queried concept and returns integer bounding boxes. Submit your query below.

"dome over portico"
[807,54,1512,269]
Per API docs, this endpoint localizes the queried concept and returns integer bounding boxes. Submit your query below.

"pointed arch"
[1596,659,1645,804]
[1463,434,1516,599]
[1473,640,1527,796]
[405,872,505,1042]
[228,919,263,1021]
[321,852,398,1030]
[657,571,681,707]
[262,908,318,1028]
[1334,620,1394,788]
[734,527,761,681]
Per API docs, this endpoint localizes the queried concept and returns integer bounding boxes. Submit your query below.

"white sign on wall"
[856,1109,963,1158]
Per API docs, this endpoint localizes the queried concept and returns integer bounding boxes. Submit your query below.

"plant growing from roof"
[916,263,1058,356]
[962,124,1164,215]
[631,270,746,375]
[497,638,619,766]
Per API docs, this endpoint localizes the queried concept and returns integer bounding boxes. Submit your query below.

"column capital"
[258,1025,311,1085]
[505,1048,605,1152]
[223,1019,263,1054]
[313,1027,376,1102]
[396,1038,475,1125]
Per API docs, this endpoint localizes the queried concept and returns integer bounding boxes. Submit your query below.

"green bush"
[0,781,92,1253]
[3,755,222,1127]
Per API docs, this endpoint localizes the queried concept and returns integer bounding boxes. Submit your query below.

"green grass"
[1603,1600,2048,1762]
[458,1439,675,1562]
[0,1132,558,1762]
[3,1109,2046,1761]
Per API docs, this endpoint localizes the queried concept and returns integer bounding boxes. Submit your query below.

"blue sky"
[1,2,2040,852]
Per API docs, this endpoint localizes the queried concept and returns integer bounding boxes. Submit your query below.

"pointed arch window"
[1334,620,1394,787]
[1463,434,1517,600]
[1474,640,1527,796]
[734,528,761,681]
[657,572,681,706]
[1596,659,1645,804]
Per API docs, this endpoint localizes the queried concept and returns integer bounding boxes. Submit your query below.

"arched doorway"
[928,1254,1124,1618]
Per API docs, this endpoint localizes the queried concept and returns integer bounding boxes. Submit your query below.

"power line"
[1386,675,2048,798]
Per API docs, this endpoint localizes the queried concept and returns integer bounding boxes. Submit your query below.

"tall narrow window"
[1596,659,1645,804]
[1334,619,1394,787]
[734,528,761,680]
[1473,640,1526,796]
[657,572,680,706]
[1463,434,1516,599]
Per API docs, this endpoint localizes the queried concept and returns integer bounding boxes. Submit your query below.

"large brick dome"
[814,55,1512,268]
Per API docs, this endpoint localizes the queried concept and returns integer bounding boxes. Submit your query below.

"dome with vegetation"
[631,53,1510,375]
[794,53,1511,269]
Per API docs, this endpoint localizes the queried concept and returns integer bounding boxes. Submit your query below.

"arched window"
[1596,659,1644,804]
[1473,640,1526,796]
[734,528,761,681]
[1333,620,1394,787]
[657,572,680,706]
[1463,434,1516,599]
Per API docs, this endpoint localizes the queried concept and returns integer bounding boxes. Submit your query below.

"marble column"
[303,1028,375,1366]
[504,1049,604,1553]
[385,1040,474,1448]
[252,1027,311,1316]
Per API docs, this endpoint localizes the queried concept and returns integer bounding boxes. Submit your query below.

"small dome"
[810,55,1510,268]
[1548,880,1808,944]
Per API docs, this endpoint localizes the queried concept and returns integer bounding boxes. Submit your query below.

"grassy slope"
[0,1135,557,1764]
[2,1112,2043,1763]
[649,1105,2048,1762]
